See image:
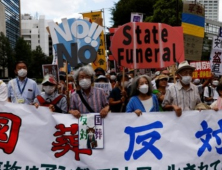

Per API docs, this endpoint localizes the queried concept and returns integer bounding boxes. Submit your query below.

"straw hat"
[155,74,169,82]
[176,61,195,74]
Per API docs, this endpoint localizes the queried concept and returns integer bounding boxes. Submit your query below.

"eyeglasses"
[179,70,193,76]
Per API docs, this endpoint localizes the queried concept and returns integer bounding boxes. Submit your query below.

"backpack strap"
[51,95,64,105]
[36,95,50,106]
[208,86,212,97]
[76,90,94,112]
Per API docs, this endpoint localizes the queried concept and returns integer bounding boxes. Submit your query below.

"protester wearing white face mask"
[203,75,219,105]
[33,74,68,113]
[126,75,159,116]
[69,65,109,119]
[162,61,201,117]
[8,61,40,104]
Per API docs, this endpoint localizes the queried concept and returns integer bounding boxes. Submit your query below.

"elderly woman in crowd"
[33,74,68,113]
[153,74,169,111]
[69,65,109,118]
[126,75,159,116]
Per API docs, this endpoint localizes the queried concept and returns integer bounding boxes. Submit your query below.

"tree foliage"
[110,0,156,27]
[0,32,14,77]
[30,46,53,78]
[14,37,33,65]
[110,0,183,27]
[145,0,183,26]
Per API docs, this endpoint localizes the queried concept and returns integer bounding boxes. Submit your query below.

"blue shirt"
[8,77,40,104]
[126,94,159,112]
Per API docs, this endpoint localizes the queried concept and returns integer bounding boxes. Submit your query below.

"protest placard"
[48,18,104,68]
[190,61,211,79]
[110,22,184,69]
[210,36,222,74]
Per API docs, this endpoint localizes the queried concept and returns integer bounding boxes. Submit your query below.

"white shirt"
[141,98,153,112]
[0,80,7,102]
[203,86,218,104]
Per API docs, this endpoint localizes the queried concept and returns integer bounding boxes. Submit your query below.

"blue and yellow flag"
[182,2,205,61]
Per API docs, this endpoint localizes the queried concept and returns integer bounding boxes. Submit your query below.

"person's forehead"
[16,63,27,68]
[180,68,193,73]
[139,77,148,82]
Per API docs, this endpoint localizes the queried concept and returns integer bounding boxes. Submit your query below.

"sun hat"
[155,74,169,82]
[176,61,195,74]
[95,75,108,82]
[42,74,57,85]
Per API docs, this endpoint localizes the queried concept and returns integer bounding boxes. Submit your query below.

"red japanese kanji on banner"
[51,124,92,161]
[0,113,22,154]
[190,61,211,79]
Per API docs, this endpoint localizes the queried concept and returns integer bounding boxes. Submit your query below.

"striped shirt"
[162,81,201,111]
[70,87,108,113]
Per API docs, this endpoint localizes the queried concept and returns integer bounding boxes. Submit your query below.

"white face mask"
[43,86,55,94]
[121,81,128,88]
[110,75,116,80]
[179,75,192,85]
[139,84,149,94]
[79,79,91,89]
[193,79,200,84]
[212,80,219,86]
[18,69,27,77]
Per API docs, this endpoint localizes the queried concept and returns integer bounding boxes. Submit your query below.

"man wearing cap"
[33,74,68,113]
[8,61,40,104]
[95,67,106,78]
[162,61,201,116]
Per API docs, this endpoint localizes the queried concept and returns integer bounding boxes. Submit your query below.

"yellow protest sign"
[82,11,107,71]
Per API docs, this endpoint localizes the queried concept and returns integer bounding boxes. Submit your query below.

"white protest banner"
[1,101,222,169]
[210,36,222,74]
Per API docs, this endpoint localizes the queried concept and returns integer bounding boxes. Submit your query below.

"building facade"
[197,0,219,21]
[0,0,20,48]
[183,0,220,21]
[21,14,53,56]
[0,3,6,35]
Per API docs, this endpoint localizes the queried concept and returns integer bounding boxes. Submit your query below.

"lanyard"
[16,78,28,95]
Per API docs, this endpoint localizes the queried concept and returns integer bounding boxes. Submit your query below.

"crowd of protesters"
[0,60,222,118]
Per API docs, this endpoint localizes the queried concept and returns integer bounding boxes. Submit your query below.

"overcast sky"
[21,0,119,28]
[21,0,222,27]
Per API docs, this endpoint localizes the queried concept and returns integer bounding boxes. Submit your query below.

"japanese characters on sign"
[82,11,107,71]
[182,2,205,61]
[94,83,110,97]
[78,114,104,149]
[210,36,222,75]
[0,113,21,154]
[190,61,211,79]
[2,103,222,169]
